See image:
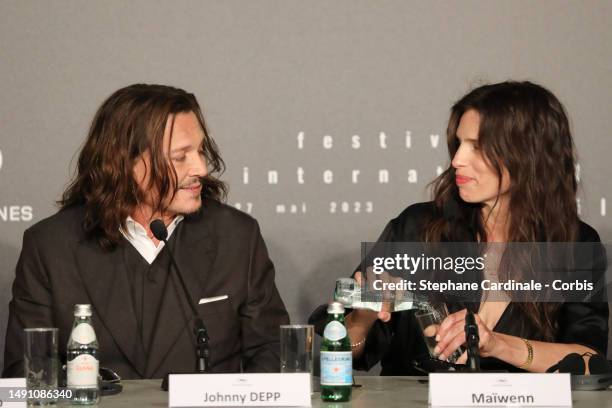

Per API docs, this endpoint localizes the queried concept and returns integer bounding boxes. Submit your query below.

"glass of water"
[24,328,59,406]
[280,325,314,391]
[414,305,463,364]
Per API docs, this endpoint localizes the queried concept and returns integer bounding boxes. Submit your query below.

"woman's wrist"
[346,310,377,344]
[484,331,506,359]
[517,338,534,369]
[346,309,376,357]
[346,308,378,331]
[489,333,531,368]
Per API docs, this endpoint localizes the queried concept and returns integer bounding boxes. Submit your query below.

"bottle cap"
[327,301,345,314]
[74,304,92,317]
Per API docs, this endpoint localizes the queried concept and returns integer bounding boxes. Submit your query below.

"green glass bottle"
[320,302,352,402]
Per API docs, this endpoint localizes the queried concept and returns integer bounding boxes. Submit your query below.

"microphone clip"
[194,317,211,373]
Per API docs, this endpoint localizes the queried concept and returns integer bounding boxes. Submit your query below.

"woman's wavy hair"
[60,84,227,250]
[426,81,579,341]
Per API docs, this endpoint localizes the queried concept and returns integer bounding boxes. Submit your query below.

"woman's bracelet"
[351,337,366,348]
[518,338,534,369]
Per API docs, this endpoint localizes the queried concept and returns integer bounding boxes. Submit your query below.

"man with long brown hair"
[3,84,289,379]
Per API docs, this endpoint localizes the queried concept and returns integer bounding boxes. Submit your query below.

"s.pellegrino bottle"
[67,304,100,405]
[320,301,352,402]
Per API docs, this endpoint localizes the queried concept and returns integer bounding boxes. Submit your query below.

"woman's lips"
[455,175,472,185]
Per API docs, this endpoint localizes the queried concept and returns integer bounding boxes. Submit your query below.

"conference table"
[95,376,612,407]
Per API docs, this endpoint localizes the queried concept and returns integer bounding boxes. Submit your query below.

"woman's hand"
[354,269,400,323]
[347,269,398,358]
[434,308,500,363]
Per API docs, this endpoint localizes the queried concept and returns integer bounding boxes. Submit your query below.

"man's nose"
[190,154,208,178]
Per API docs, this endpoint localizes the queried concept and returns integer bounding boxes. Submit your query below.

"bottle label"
[71,323,96,344]
[320,351,352,386]
[67,354,99,387]
[323,320,347,341]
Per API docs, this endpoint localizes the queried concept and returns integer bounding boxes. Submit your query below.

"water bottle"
[334,277,426,312]
[67,304,100,405]
[320,302,352,402]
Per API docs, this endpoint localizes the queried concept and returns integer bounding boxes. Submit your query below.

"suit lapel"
[75,239,147,377]
[145,213,217,376]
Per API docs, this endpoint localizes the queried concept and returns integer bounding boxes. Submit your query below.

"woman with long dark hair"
[314,81,608,374]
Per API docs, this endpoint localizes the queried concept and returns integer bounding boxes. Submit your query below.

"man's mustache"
[178,177,204,189]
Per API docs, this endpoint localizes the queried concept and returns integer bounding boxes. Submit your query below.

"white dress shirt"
[120,215,184,264]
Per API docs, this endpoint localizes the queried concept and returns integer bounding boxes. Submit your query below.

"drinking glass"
[415,305,463,364]
[280,325,314,391]
[23,328,59,406]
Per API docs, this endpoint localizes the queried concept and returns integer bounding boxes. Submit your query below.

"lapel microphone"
[150,219,211,390]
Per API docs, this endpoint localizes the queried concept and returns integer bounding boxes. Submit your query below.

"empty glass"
[23,328,59,406]
[280,325,314,391]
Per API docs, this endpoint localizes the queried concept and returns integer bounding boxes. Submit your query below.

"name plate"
[169,373,311,407]
[429,373,571,407]
[0,378,26,408]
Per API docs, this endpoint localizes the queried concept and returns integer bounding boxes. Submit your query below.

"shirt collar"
[123,215,185,239]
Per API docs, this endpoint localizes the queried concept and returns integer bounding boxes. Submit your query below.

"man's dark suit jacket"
[3,199,289,379]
